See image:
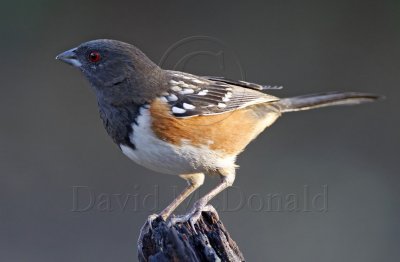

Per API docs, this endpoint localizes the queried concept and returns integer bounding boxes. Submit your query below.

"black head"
[56,39,165,105]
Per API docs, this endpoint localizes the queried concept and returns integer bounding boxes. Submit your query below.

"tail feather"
[276,92,382,113]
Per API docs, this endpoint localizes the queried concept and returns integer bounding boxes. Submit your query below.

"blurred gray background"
[1,0,399,261]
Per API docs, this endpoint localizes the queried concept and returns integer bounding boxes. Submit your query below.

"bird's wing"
[161,71,280,117]
[204,76,282,91]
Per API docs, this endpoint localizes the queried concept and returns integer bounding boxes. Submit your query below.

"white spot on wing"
[171,86,182,91]
[168,94,178,101]
[217,103,227,108]
[180,89,194,94]
[183,103,195,110]
[197,90,208,96]
[193,79,205,84]
[172,106,186,114]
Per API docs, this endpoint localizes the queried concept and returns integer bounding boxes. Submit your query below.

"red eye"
[88,51,101,62]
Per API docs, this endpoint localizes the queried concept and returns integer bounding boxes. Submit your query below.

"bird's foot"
[168,203,219,234]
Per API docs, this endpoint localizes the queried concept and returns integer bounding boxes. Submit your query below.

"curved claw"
[147,214,161,230]
[167,213,189,227]
[188,209,202,233]
[167,205,219,234]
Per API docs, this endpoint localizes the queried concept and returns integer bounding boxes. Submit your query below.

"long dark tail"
[276,92,382,113]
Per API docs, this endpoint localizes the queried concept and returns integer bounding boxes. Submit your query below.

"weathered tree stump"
[137,208,245,262]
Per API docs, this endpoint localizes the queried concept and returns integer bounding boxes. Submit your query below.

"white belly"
[120,107,235,175]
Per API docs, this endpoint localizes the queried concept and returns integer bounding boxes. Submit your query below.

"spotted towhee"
[57,39,381,228]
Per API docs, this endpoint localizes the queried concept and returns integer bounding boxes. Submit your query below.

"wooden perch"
[137,207,245,262]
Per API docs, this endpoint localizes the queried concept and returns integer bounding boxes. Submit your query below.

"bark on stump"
[138,208,245,262]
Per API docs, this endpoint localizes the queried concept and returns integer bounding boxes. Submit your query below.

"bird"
[56,39,381,228]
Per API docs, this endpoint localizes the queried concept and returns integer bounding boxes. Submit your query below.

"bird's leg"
[147,173,204,227]
[169,168,235,232]
[159,173,205,220]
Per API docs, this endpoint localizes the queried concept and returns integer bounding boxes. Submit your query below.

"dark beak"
[56,47,81,67]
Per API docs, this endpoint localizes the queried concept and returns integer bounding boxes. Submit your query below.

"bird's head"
[56,39,164,104]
